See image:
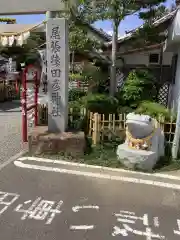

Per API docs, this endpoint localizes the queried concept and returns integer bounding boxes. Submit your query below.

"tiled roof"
[88,25,112,41]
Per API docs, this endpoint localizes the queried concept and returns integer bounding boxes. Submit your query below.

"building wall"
[116,49,173,67]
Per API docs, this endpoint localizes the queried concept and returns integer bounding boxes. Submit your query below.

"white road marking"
[14,160,180,190]
[17,156,180,181]
[120,211,135,215]
[154,217,160,227]
[174,219,180,235]
[70,225,94,230]
[72,205,99,212]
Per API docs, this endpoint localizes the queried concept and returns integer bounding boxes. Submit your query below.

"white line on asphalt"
[153,217,160,227]
[72,205,99,212]
[17,156,180,181]
[14,160,180,190]
[70,225,94,230]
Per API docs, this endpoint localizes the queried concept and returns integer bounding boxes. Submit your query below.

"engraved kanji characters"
[51,92,61,117]
[51,53,61,67]
[49,24,62,117]
[50,25,61,67]
[51,40,61,53]
[51,69,61,78]
[52,79,61,92]
[51,26,61,40]
[112,210,165,239]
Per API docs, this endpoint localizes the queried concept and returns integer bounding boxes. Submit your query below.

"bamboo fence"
[90,113,176,145]
[37,104,176,146]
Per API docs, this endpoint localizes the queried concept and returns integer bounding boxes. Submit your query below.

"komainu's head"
[126,113,153,139]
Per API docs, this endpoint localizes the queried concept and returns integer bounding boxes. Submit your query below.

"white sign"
[0,0,77,15]
[47,18,68,133]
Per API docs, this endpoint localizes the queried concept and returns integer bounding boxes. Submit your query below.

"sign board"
[0,0,77,15]
[46,18,68,133]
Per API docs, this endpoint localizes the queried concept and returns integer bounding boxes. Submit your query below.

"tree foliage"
[0,18,16,24]
[77,0,170,95]
[118,69,159,108]
[69,21,100,52]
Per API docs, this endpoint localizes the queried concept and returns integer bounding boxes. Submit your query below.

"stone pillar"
[46,18,69,133]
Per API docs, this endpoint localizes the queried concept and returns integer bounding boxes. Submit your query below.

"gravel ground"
[0,101,27,164]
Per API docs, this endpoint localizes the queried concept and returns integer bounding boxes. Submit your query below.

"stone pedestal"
[116,113,165,171]
[117,143,158,171]
[28,126,86,157]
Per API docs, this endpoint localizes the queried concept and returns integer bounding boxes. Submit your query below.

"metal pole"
[22,68,27,142]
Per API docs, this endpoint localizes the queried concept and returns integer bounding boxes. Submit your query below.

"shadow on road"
[0,101,21,112]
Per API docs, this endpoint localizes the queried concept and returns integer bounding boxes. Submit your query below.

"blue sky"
[0,0,175,37]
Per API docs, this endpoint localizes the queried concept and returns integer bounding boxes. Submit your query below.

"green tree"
[0,17,16,23]
[119,69,159,108]
[78,0,168,96]
[69,22,100,52]
[69,20,101,71]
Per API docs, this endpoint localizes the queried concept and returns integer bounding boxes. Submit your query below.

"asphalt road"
[0,101,27,164]
[0,158,180,240]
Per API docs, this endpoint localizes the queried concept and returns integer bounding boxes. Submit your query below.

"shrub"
[136,101,176,121]
[68,100,88,132]
[81,63,109,94]
[81,93,119,114]
[117,106,133,114]
[69,73,84,82]
[120,69,158,108]
[69,89,86,102]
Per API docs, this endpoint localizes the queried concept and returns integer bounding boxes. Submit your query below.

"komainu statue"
[117,113,164,171]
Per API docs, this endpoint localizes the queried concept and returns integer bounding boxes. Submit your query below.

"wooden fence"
[90,113,176,146]
[37,104,176,146]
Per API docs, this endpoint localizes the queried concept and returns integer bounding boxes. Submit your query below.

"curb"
[17,156,180,181]
[14,156,180,190]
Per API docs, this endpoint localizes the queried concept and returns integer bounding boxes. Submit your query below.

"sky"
[0,0,175,37]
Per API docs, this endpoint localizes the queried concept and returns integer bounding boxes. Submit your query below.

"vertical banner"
[46,18,69,133]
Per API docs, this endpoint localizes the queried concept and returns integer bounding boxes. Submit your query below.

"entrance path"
[0,101,27,164]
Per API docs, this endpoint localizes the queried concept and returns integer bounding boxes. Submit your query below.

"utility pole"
[110,18,118,96]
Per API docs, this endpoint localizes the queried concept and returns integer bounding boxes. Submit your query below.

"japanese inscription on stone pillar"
[46,18,68,132]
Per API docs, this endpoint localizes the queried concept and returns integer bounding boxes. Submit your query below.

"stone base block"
[28,126,86,157]
[117,143,158,171]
